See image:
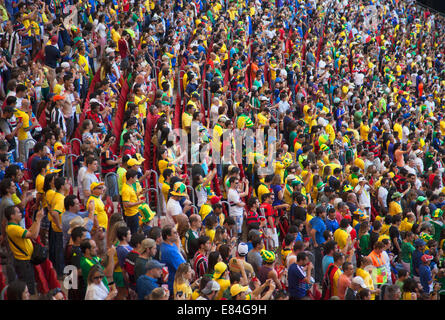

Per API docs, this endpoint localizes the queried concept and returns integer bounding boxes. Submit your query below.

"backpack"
[321,263,336,300]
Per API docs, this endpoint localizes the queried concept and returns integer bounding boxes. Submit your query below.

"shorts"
[113,271,126,288]
[264,227,279,249]
[231,215,243,235]
[13,258,36,295]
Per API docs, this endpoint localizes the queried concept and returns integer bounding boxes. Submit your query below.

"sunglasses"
[94,275,104,280]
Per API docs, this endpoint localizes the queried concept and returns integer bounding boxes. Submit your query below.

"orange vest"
[368,250,384,268]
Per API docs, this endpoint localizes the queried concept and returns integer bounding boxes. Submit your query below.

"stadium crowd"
[0,0,444,301]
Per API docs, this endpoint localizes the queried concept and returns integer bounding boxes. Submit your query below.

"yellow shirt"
[257,113,269,127]
[356,267,376,300]
[54,141,66,166]
[45,189,56,212]
[399,218,413,233]
[334,228,349,250]
[87,195,108,230]
[161,182,170,204]
[78,54,89,74]
[212,123,224,153]
[158,159,175,184]
[121,183,139,217]
[360,124,370,141]
[388,201,402,216]
[393,123,403,141]
[134,95,147,119]
[215,278,231,300]
[50,191,65,233]
[6,223,33,260]
[173,281,193,300]
[182,112,193,134]
[15,109,30,141]
[53,83,63,95]
[326,124,336,143]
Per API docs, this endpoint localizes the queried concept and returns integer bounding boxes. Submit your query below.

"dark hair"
[296,251,307,262]
[5,164,20,179]
[161,225,174,241]
[0,178,13,196]
[6,280,27,300]
[64,195,78,210]
[71,226,87,242]
[36,160,50,174]
[116,226,130,241]
[126,168,139,180]
[198,235,210,247]
[80,239,93,254]
[218,244,231,263]
[333,251,344,262]
[43,173,56,193]
[54,177,66,191]
[4,205,17,221]
[207,251,221,274]
[251,236,263,248]
[130,232,146,248]
[148,226,162,241]
[323,240,337,254]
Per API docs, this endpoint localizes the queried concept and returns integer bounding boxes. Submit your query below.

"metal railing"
[145,187,161,216]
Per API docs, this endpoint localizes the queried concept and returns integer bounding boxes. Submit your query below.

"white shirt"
[354,184,371,208]
[227,188,243,217]
[166,197,183,225]
[378,186,388,209]
[85,282,109,300]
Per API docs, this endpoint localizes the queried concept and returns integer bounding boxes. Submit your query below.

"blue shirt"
[160,242,186,291]
[61,211,93,249]
[288,263,308,298]
[325,218,339,233]
[309,216,326,245]
[419,264,432,294]
[322,255,334,276]
[412,249,424,277]
[136,275,159,300]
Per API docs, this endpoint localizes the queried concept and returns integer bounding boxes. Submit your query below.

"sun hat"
[171,182,188,197]
[90,182,105,191]
[141,238,156,250]
[138,203,155,223]
[432,208,443,218]
[68,216,88,234]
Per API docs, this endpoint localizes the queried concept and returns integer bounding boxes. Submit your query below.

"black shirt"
[44,45,61,69]
[389,225,401,256]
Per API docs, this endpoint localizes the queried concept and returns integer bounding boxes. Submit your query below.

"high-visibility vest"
[368,251,384,267]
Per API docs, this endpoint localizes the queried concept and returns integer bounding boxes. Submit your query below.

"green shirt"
[80,255,109,290]
[117,167,127,195]
[431,220,443,242]
[400,241,415,264]
[359,234,371,256]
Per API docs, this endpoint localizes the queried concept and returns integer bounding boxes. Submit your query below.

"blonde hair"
[174,262,191,286]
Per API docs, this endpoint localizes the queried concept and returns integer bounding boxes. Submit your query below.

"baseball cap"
[141,238,156,250]
[201,280,220,295]
[209,195,222,205]
[391,192,402,199]
[213,262,228,279]
[90,182,105,191]
[145,259,165,271]
[414,239,426,247]
[358,177,367,183]
[352,276,367,288]
[421,254,433,263]
[230,284,249,297]
[237,242,249,257]
[53,95,65,102]
[127,158,142,167]
[61,62,70,69]
[417,196,427,202]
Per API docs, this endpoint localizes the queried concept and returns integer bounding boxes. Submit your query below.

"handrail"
[186,185,196,206]
[145,187,161,216]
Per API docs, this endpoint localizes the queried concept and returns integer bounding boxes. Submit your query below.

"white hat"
[237,242,249,256]
[61,62,70,69]
[352,276,367,288]
[201,280,220,295]
[359,177,366,183]
[105,47,115,54]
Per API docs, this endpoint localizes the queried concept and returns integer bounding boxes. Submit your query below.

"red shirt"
[260,203,275,228]
[118,39,129,58]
